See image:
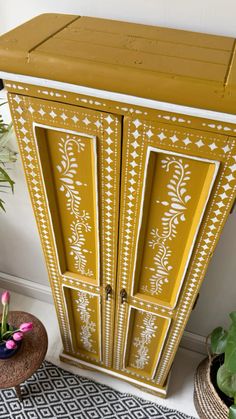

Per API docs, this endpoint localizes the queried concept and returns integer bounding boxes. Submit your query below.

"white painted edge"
[32,122,101,287]
[131,146,220,310]
[60,352,167,394]
[2,71,236,124]
[0,271,52,303]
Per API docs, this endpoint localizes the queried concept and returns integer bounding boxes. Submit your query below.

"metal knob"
[105,284,112,301]
[120,288,127,304]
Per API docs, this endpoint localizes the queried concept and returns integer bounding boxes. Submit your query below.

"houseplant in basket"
[194,312,236,419]
[0,290,33,359]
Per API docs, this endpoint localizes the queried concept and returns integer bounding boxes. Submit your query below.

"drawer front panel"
[8,94,122,368]
[115,116,236,384]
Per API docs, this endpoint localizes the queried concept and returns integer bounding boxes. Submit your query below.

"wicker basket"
[194,356,229,419]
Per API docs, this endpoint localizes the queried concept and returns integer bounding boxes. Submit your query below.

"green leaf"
[225,323,236,373]
[229,405,236,419]
[0,198,5,212]
[211,327,228,354]
[0,167,14,192]
[230,313,236,323]
[217,364,236,398]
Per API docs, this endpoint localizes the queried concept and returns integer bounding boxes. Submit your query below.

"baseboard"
[0,271,53,304]
[0,271,207,354]
[180,330,207,354]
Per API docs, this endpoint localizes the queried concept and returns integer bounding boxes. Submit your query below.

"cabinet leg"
[15,384,22,402]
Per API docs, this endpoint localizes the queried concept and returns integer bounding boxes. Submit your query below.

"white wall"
[0,1,236,339]
[1,0,236,37]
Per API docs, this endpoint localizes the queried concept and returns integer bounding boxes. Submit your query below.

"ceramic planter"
[0,324,21,360]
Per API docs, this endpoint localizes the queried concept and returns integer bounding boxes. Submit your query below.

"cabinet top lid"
[1,13,236,114]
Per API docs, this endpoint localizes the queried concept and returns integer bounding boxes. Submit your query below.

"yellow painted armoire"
[0,14,236,397]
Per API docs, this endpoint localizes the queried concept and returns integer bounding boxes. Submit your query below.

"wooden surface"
[1,14,236,113]
[0,311,48,388]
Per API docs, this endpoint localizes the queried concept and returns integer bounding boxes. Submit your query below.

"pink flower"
[19,322,33,333]
[6,339,17,350]
[1,291,10,305]
[13,332,23,341]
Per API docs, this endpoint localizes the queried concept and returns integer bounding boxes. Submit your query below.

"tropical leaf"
[225,322,236,373]
[229,405,236,419]
[211,327,228,354]
[0,198,5,212]
[217,364,236,398]
[0,167,14,192]
[230,312,236,323]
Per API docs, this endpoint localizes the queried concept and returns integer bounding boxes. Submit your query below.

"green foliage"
[0,102,17,211]
[229,405,236,419]
[225,322,236,374]
[211,327,228,354]
[210,312,236,418]
[217,364,236,398]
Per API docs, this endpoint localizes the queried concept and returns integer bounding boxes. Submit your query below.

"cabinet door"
[114,116,236,386]
[8,94,121,368]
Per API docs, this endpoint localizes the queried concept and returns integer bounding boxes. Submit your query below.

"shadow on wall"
[187,212,236,336]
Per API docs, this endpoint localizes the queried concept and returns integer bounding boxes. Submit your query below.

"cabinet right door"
[114,116,236,387]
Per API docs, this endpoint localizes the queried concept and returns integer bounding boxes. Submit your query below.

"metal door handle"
[105,284,112,301]
[120,288,127,304]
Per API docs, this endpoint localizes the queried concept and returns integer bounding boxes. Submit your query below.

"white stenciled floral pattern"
[144,157,191,295]
[68,220,93,277]
[75,291,96,352]
[57,135,93,277]
[131,313,158,370]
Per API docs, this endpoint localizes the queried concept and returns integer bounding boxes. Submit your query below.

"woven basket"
[194,356,229,419]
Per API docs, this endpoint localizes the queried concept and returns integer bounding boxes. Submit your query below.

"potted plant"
[194,312,236,419]
[0,290,33,359]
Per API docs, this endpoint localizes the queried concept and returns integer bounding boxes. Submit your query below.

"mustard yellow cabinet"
[115,117,236,389]
[8,95,122,369]
[1,14,236,397]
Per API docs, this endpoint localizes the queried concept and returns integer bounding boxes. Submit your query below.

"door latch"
[105,284,112,301]
[120,288,127,304]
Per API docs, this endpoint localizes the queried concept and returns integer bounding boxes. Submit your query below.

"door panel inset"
[134,148,218,308]
[64,287,101,362]
[124,308,170,379]
[36,127,99,283]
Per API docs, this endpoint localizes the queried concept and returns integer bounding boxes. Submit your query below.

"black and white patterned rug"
[0,360,196,419]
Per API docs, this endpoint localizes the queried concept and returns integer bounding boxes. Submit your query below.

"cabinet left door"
[8,93,122,369]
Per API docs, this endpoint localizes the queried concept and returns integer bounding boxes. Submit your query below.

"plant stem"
[1,303,8,336]
[2,331,13,339]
